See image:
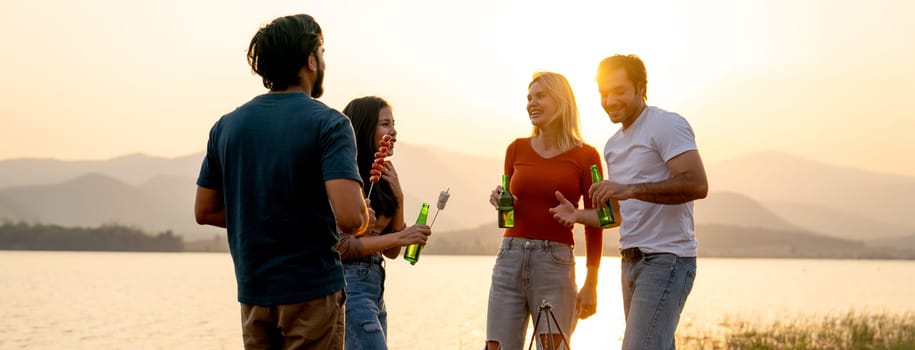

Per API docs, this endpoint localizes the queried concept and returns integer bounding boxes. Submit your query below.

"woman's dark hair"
[247,14,322,91]
[343,96,399,220]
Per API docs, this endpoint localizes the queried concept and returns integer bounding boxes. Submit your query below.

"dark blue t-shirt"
[197,93,361,305]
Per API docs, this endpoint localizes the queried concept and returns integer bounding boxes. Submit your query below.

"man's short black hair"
[246,14,322,91]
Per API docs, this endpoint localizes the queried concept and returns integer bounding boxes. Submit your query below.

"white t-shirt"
[604,106,698,257]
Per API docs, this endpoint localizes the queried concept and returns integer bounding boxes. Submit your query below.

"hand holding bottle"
[495,175,515,228]
[396,224,431,246]
[404,203,430,265]
[588,180,633,209]
[489,185,517,209]
[589,165,616,227]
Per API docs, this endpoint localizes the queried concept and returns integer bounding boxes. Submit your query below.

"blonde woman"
[485,72,604,350]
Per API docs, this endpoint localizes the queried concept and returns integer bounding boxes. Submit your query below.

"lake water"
[1,251,913,349]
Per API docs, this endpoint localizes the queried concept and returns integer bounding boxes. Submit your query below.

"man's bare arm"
[326,179,370,236]
[194,186,226,228]
[629,150,708,204]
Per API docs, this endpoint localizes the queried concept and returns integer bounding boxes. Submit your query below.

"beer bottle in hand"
[403,203,430,265]
[498,174,515,228]
[590,164,616,227]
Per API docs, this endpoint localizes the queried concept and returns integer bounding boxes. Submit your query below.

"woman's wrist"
[584,267,599,286]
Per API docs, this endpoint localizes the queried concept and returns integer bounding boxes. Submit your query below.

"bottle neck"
[590,166,601,183]
[416,204,429,224]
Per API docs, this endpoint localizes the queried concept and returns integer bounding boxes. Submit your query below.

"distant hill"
[695,224,914,259]
[707,150,915,231]
[0,143,500,233]
[764,200,915,241]
[0,194,35,219]
[869,234,915,250]
[0,142,500,237]
[139,175,197,210]
[2,148,915,256]
[0,153,202,187]
[0,173,221,239]
[694,191,798,232]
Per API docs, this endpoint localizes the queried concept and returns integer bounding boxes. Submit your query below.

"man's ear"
[306,53,318,72]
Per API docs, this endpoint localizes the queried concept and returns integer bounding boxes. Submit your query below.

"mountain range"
[1,145,913,256]
[707,151,915,232]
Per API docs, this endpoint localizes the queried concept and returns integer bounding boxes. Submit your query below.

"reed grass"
[676,311,915,350]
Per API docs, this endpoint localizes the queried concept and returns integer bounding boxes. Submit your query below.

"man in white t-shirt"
[550,54,708,349]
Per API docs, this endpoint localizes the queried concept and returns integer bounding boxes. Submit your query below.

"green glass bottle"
[590,164,616,227]
[403,203,430,265]
[497,174,515,228]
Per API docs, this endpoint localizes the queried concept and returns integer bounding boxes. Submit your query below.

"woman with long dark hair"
[336,96,432,350]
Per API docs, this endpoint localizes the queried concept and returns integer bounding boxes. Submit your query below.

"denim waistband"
[501,237,572,250]
[342,254,383,265]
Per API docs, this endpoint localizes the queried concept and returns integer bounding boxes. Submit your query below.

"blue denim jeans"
[486,237,578,350]
[342,255,388,350]
[621,250,696,350]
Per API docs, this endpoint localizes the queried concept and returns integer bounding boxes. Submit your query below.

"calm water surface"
[1,252,913,349]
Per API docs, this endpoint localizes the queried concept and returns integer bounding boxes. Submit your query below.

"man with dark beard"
[194,14,371,349]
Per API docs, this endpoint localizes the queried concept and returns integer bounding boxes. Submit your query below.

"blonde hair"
[529,71,583,150]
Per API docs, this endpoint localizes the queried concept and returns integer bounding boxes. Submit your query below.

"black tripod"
[526,299,571,350]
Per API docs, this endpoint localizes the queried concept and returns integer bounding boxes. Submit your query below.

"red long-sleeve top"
[503,138,604,267]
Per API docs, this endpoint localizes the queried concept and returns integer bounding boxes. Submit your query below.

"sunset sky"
[2,0,914,176]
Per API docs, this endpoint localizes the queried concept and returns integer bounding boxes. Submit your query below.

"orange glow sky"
[2,0,914,176]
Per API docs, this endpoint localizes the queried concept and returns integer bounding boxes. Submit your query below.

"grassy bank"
[678,311,915,350]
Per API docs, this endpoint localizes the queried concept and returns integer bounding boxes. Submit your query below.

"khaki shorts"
[240,290,345,350]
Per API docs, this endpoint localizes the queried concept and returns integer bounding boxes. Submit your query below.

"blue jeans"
[342,256,387,350]
[621,250,696,350]
[486,237,578,350]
